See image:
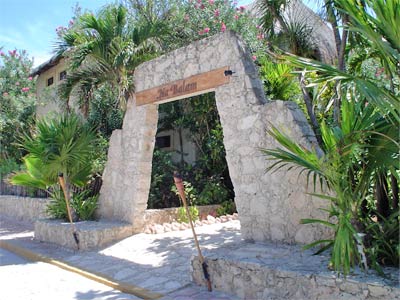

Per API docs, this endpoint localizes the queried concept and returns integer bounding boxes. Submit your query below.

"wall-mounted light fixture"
[224,70,235,76]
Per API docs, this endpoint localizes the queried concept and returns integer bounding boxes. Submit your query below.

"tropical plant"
[257,53,301,101]
[10,114,98,220]
[177,205,199,223]
[198,177,230,206]
[0,49,36,164]
[57,4,164,114]
[46,189,98,221]
[216,200,236,217]
[262,0,399,276]
[11,114,96,188]
[148,149,177,208]
[263,100,398,275]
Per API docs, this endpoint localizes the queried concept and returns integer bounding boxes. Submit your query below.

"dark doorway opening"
[148,92,235,212]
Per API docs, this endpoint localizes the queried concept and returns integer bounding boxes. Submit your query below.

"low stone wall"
[191,242,400,300]
[34,219,133,251]
[0,195,50,222]
[143,205,220,225]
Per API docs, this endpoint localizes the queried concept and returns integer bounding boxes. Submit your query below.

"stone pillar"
[98,97,158,232]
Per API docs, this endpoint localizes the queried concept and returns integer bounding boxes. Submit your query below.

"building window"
[155,135,172,149]
[59,70,67,81]
[47,77,54,86]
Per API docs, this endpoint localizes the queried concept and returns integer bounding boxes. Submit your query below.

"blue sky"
[1,0,315,67]
[0,0,113,66]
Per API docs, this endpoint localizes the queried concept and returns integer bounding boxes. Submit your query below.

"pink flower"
[239,5,245,12]
[199,30,204,35]
[15,81,20,86]
[234,14,239,20]
[28,76,33,81]
[208,0,214,4]
[0,51,4,56]
[21,87,30,92]
[200,3,205,9]
[257,34,264,40]
[69,19,74,26]
[184,14,190,21]
[3,92,9,97]
[214,9,220,17]
[197,0,202,3]
[8,50,16,57]
[252,55,257,61]
[203,27,210,33]
[221,22,226,32]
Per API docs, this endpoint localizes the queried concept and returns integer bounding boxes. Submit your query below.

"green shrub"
[0,158,20,179]
[177,206,199,223]
[365,211,399,273]
[71,190,98,221]
[46,188,68,220]
[198,178,230,205]
[46,189,98,221]
[216,200,236,217]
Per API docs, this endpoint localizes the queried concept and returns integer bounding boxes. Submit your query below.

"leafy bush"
[177,206,199,223]
[0,49,36,163]
[257,54,300,101]
[0,158,20,178]
[46,189,69,220]
[216,200,236,217]
[365,211,399,273]
[198,178,230,205]
[148,149,177,208]
[47,189,98,221]
[171,180,199,223]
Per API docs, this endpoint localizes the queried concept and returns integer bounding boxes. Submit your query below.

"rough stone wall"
[192,254,400,300]
[144,205,220,225]
[98,102,158,232]
[35,219,133,250]
[0,195,50,222]
[99,31,331,243]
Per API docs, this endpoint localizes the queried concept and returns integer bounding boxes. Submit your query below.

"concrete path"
[0,248,140,300]
[0,215,241,299]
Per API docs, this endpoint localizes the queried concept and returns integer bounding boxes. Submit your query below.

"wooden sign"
[136,66,230,106]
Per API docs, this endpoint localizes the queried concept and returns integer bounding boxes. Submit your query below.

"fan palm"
[57,4,164,114]
[11,114,96,192]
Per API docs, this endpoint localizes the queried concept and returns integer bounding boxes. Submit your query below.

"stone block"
[34,219,133,250]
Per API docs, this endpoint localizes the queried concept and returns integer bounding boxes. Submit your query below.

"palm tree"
[11,114,96,187]
[262,0,399,275]
[57,4,164,115]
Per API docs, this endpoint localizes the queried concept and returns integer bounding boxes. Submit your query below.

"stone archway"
[98,31,329,244]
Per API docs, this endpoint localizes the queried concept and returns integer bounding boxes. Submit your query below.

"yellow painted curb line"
[0,240,163,300]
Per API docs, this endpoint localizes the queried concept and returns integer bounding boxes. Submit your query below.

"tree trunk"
[324,0,341,57]
[299,74,323,148]
[391,173,399,210]
[178,127,185,168]
[376,172,390,220]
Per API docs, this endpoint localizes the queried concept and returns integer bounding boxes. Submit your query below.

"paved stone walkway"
[0,215,240,299]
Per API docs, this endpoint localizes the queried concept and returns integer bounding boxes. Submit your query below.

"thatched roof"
[247,0,337,63]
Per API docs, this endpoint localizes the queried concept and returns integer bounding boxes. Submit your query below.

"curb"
[0,240,163,300]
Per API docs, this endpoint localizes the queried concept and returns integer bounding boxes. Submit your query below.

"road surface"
[0,248,140,300]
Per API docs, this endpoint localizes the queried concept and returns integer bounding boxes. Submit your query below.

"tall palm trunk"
[376,172,390,220]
